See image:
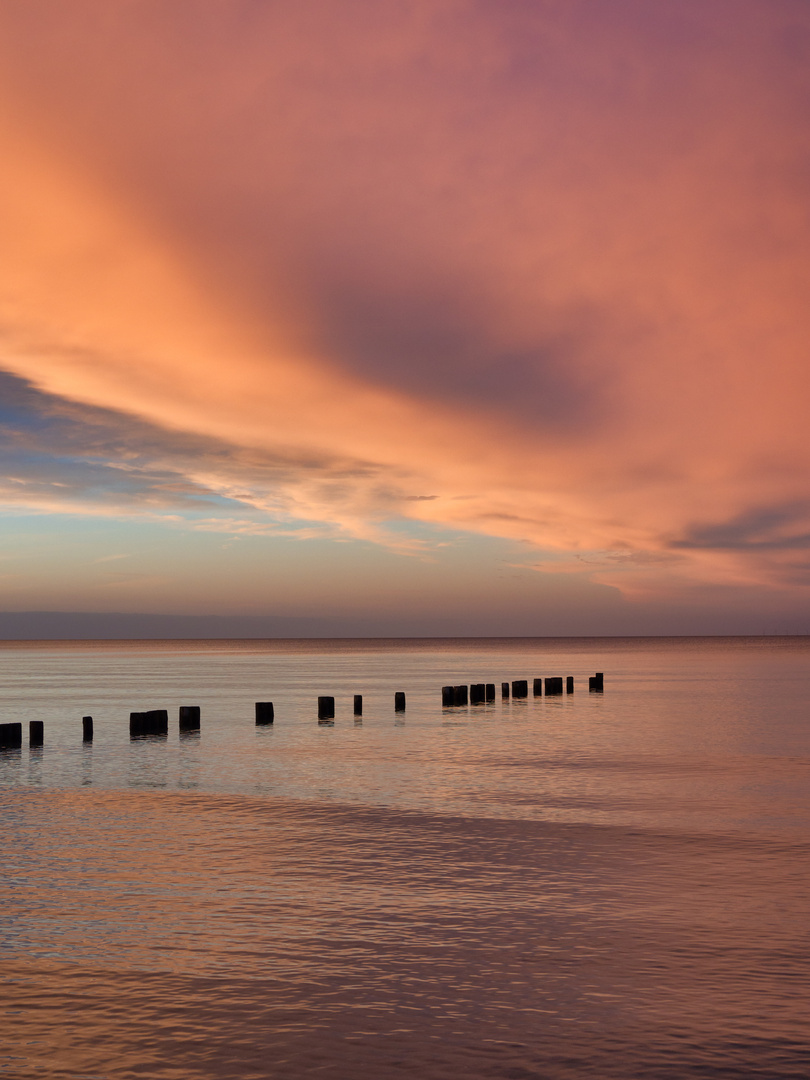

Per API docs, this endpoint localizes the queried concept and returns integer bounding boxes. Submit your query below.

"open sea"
[0,636,808,1079]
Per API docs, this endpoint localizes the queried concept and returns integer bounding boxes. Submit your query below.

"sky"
[0,0,809,636]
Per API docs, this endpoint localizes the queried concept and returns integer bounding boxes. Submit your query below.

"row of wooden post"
[442,674,603,706]
[0,708,200,748]
[130,706,201,737]
[0,679,604,747]
[0,721,43,749]
[259,693,406,723]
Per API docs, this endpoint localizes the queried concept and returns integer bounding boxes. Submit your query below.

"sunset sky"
[0,0,809,635]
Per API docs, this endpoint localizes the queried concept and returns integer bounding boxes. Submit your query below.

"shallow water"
[1,637,809,1077]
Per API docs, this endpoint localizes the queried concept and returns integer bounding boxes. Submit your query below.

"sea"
[0,636,808,1079]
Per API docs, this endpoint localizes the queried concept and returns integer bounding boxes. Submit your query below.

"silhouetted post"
[29,721,43,747]
[501,682,510,699]
[566,676,574,694]
[82,716,93,741]
[131,710,168,736]
[354,695,363,716]
[485,683,495,702]
[470,683,485,704]
[512,680,528,698]
[145,709,168,735]
[255,702,274,725]
[318,696,335,719]
[180,705,201,731]
[544,677,563,695]
[442,685,454,707]
[130,711,147,737]
[588,673,604,692]
[0,723,22,749]
[395,692,406,711]
[454,685,468,706]
[149,710,168,735]
[533,678,543,697]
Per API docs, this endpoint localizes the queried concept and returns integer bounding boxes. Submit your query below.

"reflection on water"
[1,638,809,1077]
[2,789,808,1079]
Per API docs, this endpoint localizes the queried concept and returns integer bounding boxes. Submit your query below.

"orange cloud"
[0,1,808,603]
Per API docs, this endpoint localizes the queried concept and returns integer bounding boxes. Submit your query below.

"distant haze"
[0,611,805,640]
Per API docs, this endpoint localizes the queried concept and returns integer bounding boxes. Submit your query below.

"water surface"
[1,637,808,1077]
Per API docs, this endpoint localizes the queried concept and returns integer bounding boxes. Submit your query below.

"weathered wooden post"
[485,683,495,702]
[82,716,93,741]
[29,720,44,747]
[130,711,147,737]
[180,705,201,731]
[146,709,169,735]
[254,702,274,725]
[512,680,528,698]
[255,702,274,725]
[131,710,168,736]
[318,696,335,719]
[442,685,454,706]
[453,685,468,706]
[470,683,485,704]
[566,676,574,694]
[545,677,563,695]
[394,692,406,711]
[354,695,363,716]
[0,722,22,749]
[533,678,543,696]
[501,682,510,699]
[588,673,604,692]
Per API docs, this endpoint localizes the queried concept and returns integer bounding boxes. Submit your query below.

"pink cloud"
[0,0,808,602]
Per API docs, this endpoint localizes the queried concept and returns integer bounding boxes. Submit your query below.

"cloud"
[672,503,810,553]
[0,0,808,606]
[0,370,396,532]
[0,371,461,556]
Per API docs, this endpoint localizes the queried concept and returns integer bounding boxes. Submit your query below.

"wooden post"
[589,673,604,692]
[29,720,44,747]
[131,710,168,736]
[255,702,274,725]
[354,695,363,716]
[318,696,335,719]
[146,709,168,735]
[179,705,201,731]
[470,683,485,704]
[501,682,510,699]
[130,711,147,737]
[533,678,543,696]
[544,677,563,695]
[485,683,495,702]
[394,691,406,711]
[453,685,468,706]
[512,680,528,698]
[0,722,22,749]
[82,716,93,741]
[442,685,454,706]
[566,676,574,694]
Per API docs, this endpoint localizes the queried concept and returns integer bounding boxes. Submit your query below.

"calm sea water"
[1,637,808,1078]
